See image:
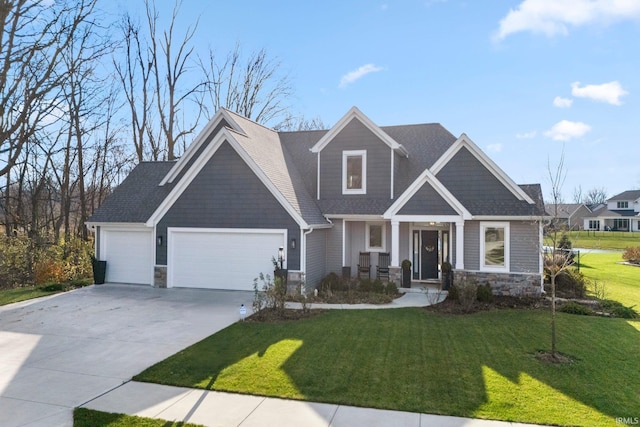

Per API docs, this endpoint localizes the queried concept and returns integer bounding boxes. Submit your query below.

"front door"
[421,230,439,279]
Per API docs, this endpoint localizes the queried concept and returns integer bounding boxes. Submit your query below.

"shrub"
[558,233,572,250]
[559,301,593,316]
[610,305,639,319]
[358,278,373,293]
[453,279,478,312]
[448,283,459,301]
[34,259,66,285]
[372,279,385,294]
[476,282,493,303]
[385,281,399,296]
[622,246,640,264]
[554,268,586,298]
[320,272,345,295]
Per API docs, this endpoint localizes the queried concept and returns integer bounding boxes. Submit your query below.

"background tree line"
[0,0,320,287]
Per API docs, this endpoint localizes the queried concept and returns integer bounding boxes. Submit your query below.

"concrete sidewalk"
[83,381,540,427]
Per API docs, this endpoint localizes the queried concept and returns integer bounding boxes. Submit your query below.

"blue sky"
[112,0,640,202]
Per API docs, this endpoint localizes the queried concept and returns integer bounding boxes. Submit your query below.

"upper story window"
[342,150,367,195]
[617,201,629,209]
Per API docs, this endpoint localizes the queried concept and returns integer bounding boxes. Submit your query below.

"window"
[613,218,629,230]
[342,150,366,194]
[588,220,600,230]
[480,222,509,271]
[366,222,385,251]
[617,201,629,209]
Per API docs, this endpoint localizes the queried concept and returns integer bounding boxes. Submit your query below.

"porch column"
[391,219,400,266]
[455,220,464,270]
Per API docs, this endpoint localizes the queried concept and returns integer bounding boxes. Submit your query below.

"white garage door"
[102,228,153,285]
[168,228,286,290]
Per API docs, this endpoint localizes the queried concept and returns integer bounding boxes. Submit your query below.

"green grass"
[73,408,203,427]
[546,230,640,250]
[0,279,92,306]
[580,251,640,308]
[0,285,61,306]
[135,308,640,427]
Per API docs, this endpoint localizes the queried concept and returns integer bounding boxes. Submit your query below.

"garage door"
[168,228,286,290]
[101,229,153,285]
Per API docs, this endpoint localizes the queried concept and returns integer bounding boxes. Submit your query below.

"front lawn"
[546,230,640,250]
[135,308,639,426]
[580,251,640,307]
[0,280,92,306]
[74,408,203,427]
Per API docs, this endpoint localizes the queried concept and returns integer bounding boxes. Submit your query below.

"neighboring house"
[545,203,592,231]
[87,107,546,295]
[583,190,640,232]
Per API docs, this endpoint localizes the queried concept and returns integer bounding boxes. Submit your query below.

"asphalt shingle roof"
[90,110,545,224]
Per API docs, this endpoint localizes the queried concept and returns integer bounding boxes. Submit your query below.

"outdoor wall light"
[290,237,296,250]
[157,235,163,246]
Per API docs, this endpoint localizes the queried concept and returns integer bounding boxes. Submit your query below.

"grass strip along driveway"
[135,308,640,427]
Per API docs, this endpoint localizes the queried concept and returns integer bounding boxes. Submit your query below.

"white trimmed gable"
[160,109,246,186]
[310,106,409,157]
[430,133,535,204]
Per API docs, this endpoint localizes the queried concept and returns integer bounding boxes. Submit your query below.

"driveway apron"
[0,284,252,427]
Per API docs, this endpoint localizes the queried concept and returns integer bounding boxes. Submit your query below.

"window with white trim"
[342,150,366,194]
[480,222,509,272]
[617,201,629,209]
[366,222,385,252]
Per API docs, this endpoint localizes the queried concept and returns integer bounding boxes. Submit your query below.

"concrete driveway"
[0,284,253,427]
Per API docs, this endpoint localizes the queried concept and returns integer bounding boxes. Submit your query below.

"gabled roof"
[544,203,591,218]
[586,205,640,218]
[608,190,640,201]
[87,162,175,224]
[431,133,535,204]
[310,106,409,157]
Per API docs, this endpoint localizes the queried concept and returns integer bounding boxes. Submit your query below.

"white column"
[391,220,400,266]
[455,220,464,270]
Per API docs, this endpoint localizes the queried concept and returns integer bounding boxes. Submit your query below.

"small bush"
[476,282,493,303]
[372,279,385,294]
[39,283,65,292]
[448,283,459,301]
[453,279,478,312]
[385,281,399,296]
[320,272,343,295]
[554,268,586,298]
[610,305,639,319]
[559,301,593,316]
[622,246,640,264]
[358,278,373,293]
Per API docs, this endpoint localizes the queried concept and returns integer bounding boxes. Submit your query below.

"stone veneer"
[154,266,167,288]
[454,270,542,297]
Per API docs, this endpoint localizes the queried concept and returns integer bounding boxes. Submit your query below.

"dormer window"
[617,201,629,209]
[343,150,366,194]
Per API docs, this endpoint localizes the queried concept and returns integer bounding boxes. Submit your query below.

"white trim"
[160,109,245,186]
[341,219,346,266]
[86,222,149,229]
[479,221,510,273]
[430,134,535,204]
[316,152,321,200]
[390,150,394,200]
[388,214,463,224]
[383,168,472,220]
[166,227,287,289]
[365,222,386,252]
[473,215,548,221]
[310,106,408,156]
[342,150,367,195]
[325,214,384,221]
[145,128,308,229]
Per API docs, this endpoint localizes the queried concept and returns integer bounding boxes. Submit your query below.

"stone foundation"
[154,266,167,288]
[454,270,542,297]
[389,266,402,285]
[286,271,303,295]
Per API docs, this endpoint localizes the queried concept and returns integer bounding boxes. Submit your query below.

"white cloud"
[571,81,628,105]
[553,96,573,108]
[544,120,591,141]
[339,64,384,88]
[516,130,537,139]
[494,0,640,41]
[487,143,503,152]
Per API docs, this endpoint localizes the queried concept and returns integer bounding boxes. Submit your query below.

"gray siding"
[510,221,540,273]
[156,141,301,269]
[319,119,392,200]
[398,222,410,265]
[436,147,520,213]
[398,182,457,215]
[464,221,480,270]
[326,219,343,275]
[305,228,327,287]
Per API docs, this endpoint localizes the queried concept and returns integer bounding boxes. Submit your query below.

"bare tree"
[543,152,575,361]
[584,187,607,206]
[274,114,327,131]
[572,185,583,204]
[199,43,293,126]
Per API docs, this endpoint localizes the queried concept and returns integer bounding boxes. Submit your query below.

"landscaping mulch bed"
[425,295,546,314]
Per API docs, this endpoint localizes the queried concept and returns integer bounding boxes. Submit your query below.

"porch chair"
[376,252,391,281]
[357,252,371,279]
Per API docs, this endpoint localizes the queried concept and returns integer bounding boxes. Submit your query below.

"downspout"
[301,227,314,285]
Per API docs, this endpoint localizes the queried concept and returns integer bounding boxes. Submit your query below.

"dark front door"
[421,230,439,279]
